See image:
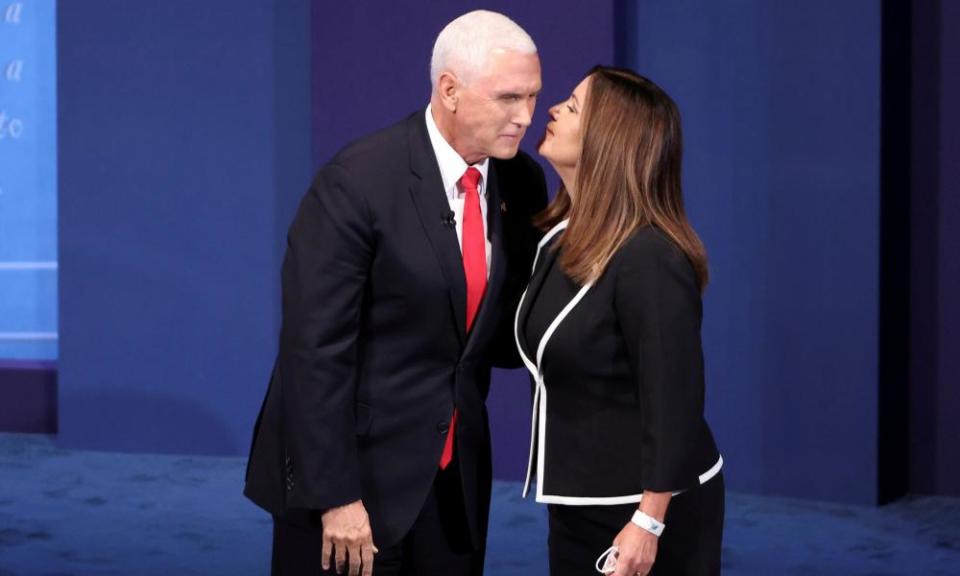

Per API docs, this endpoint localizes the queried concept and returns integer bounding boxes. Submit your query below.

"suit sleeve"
[280,162,373,510]
[614,237,705,492]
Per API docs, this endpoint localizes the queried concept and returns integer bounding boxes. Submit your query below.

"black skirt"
[547,472,724,576]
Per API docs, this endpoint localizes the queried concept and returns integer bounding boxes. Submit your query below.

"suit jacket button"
[437,422,450,434]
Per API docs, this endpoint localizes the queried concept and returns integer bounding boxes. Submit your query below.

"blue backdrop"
[45,0,960,502]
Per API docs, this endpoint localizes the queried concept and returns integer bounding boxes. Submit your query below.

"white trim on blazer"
[515,219,570,497]
[514,219,722,505]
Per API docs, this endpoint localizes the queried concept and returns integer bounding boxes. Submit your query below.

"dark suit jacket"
[515,223,721,503]
[244,110,547,548]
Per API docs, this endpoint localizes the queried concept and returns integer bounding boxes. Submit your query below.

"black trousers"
[272,461,483,576]
[547,472,725,576]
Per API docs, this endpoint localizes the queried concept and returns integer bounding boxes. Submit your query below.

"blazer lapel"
[515,239,558,359]
[515,220,567,362]
[406,114,467,345]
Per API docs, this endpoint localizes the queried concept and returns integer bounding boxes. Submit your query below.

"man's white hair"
[430,10,537,90]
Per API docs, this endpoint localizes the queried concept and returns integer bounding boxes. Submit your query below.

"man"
[244,10,547,576]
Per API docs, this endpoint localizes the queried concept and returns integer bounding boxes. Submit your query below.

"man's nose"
[514,99,535,127]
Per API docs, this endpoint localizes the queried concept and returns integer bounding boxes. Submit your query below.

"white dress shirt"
[424,104,491,278]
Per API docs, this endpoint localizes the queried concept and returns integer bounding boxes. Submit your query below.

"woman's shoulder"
[612,226,696,282]
[618,226,685,263]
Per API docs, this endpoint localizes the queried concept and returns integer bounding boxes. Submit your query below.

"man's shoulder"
[327,112,422,170]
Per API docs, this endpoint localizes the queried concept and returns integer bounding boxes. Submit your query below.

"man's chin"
[489,144,523,160]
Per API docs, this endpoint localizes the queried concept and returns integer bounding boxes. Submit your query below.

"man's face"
[452,50,542,163]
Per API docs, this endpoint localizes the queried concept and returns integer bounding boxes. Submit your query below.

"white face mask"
[595,545,619,574]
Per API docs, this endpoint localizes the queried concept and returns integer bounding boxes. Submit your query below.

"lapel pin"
[500,201,507,214]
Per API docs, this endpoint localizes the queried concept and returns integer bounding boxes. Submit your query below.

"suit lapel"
[406,114,467,345]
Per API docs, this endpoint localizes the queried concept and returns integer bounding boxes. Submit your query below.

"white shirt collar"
[425,104,489,200]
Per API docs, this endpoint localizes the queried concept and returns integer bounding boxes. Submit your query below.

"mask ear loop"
[595,545,619,574]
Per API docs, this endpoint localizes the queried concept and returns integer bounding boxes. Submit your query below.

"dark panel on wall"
[935,0,960,496]
[0,361,57,434]
[909,0,960,498]
[908,0,940,497]
[878,0,912,505]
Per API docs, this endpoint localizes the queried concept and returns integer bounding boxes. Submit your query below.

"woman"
[514,66,724,576]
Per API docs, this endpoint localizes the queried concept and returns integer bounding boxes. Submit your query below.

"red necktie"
[439,167,487,470]
[460,166,487,330]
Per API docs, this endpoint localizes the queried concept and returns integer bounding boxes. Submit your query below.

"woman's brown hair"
[535,66,709,291]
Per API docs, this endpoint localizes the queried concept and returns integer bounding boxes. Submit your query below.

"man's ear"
[437,71,459,112]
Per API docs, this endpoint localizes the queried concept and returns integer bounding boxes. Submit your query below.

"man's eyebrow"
[495,89,540,98]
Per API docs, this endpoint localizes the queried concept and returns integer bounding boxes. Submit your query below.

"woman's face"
[538,75,590,178]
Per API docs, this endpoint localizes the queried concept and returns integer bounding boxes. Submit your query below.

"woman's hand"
[611,490,670,576]
[611,522,659,576]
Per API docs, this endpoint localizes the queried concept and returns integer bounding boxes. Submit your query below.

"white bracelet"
[631,510,665,537]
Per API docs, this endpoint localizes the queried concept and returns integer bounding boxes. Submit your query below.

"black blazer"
[515,221,721,504]
[244,111,547,548]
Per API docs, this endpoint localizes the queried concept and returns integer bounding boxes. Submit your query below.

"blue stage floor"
[0,433,958,575]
